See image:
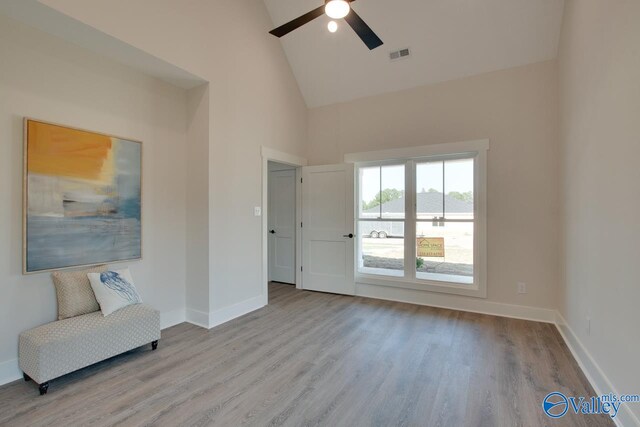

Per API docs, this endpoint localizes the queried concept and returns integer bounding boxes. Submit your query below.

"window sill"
[416,272,473,285]
[358,267,404,278]
[356,272,486,298]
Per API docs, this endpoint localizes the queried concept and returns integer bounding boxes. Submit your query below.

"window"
[358,164,406,277]
[415,158,474,284]
[353,141,487,298]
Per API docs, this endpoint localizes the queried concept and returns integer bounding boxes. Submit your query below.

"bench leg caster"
[151,340,158,351]
[39,382,49,396]
[23,373,31,382]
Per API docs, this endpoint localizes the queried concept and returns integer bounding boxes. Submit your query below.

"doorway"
[268,161,297,285]
[261,147,306,305]
[261,148,355,302]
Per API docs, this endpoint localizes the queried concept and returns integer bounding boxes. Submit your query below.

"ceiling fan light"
[325,0,350,19]
[328,21,338,33]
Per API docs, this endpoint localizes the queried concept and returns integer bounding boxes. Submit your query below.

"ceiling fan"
[269,0,383,50]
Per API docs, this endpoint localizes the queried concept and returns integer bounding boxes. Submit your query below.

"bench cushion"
[19,304,160,384]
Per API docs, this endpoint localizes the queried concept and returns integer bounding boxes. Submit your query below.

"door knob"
[269,230,276,234]
[343,233,354,238]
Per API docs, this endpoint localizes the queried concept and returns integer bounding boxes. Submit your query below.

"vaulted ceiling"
[264,0,565,107]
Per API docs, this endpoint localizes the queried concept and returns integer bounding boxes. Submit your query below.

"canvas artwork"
[24,119,142,273]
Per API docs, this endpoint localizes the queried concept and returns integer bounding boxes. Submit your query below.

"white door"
[302,164,355,295]
[268,169,296,284]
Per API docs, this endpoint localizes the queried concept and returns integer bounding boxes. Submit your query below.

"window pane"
[358,221,404,277]
[416,221,473,284]
[416,161,443,220]
[359,166,380,218]
[444,158,474,220]
[381,164,405,219]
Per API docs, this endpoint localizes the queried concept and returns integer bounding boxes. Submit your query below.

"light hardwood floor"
[0,283,613,426]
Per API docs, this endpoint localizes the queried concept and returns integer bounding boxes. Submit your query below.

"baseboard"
[0,358,21,387]
[356,283,556,323]
[208,295,265,329]
[555,312,639,427]
[185,308,210,329]
[160,308,186,329]
[185,295,265,330]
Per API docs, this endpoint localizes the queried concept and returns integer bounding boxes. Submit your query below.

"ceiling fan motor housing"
[325,0,351,19]
[269,0,383,51]
[325,0,353,4]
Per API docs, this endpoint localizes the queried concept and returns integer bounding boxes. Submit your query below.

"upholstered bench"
[19,304,160,395]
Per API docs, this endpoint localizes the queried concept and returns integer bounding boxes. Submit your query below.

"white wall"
[0,15,188,382]
[558,0,640,424]
[37,0,309,322]
[308,61,560,312]
[186,84,211,320]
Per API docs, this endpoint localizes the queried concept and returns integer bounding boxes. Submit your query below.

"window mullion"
[405,160,416,280]
[442,160,446,219]
[378,166,382,219]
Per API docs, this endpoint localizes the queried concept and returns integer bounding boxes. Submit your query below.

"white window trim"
[346,140,489,299]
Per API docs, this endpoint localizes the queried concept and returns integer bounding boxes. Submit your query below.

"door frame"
[261,146,307,305]
[268,167,297,285]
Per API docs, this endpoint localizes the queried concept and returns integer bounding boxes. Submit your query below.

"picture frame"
[23,118,143,274]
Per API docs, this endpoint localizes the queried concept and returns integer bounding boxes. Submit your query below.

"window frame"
[349,140,488,299]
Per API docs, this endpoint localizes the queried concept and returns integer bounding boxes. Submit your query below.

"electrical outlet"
[254,206,262,217]
[517,282,527,294]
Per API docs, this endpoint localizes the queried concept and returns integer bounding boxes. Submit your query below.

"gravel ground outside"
[363,255,473,277]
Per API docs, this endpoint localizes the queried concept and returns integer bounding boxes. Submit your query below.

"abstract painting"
[24,119,142,273]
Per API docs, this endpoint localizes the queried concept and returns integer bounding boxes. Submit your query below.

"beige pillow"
[52,265,107,320]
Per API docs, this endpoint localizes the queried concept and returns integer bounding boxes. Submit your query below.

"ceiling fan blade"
[270,5,326,38]
[344,8,383,50]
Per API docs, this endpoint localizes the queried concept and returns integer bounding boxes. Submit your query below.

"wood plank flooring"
[0,283,613,426]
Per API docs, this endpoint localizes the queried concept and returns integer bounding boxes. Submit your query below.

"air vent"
[389,48,411,61]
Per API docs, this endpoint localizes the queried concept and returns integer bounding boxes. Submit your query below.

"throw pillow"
[87,268,142,316]
[52,265,107,320]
